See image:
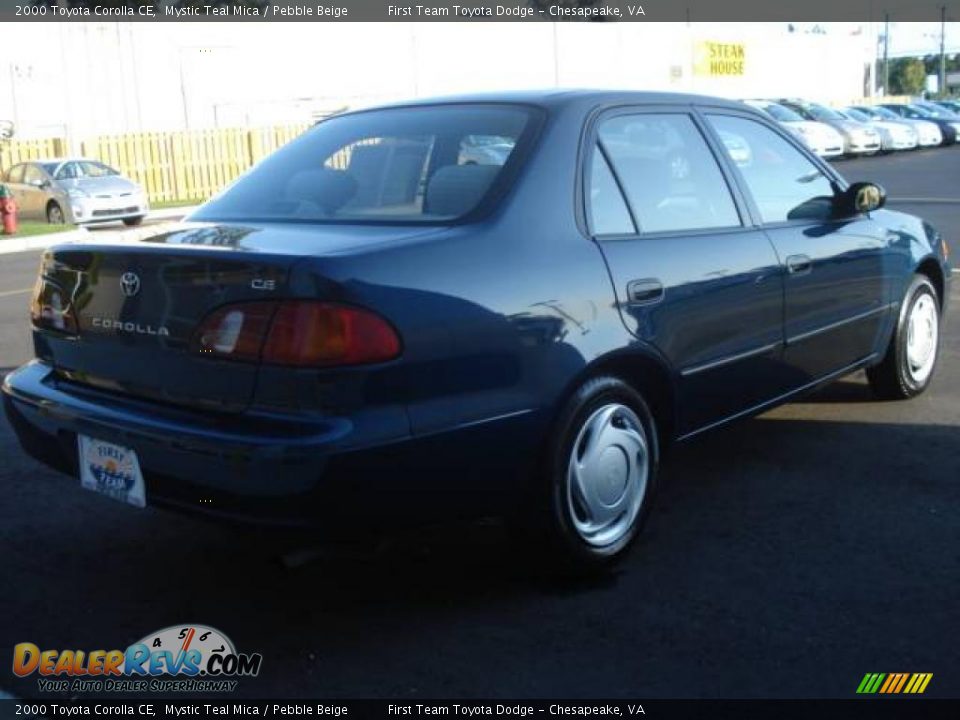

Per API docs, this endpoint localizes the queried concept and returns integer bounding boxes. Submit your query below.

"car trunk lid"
[32,221,439,413]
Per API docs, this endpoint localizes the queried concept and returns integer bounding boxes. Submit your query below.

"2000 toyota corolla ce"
[3,91,951,571]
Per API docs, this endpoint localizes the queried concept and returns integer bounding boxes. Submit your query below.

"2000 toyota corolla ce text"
[3,91,951,571]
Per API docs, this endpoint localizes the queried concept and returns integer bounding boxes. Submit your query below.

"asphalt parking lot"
[0,148,958,700]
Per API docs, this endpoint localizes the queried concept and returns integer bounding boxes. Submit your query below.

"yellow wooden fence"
[0,124,308,204]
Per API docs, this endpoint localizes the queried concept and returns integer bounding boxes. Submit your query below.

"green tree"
[889,57,928,95]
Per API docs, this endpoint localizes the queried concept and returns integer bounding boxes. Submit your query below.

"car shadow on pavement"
[1,407,958,698]
[792,376,877,403]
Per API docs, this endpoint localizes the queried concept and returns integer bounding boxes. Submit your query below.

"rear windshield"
[194,104,538,225]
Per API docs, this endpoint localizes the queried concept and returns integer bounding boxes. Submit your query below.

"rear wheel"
[867,275,940,400]
[516,376,659,573]
[46,202,65,225]
[123,216,145,227]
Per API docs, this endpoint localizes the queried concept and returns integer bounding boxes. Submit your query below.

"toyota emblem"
[120,272,141,298]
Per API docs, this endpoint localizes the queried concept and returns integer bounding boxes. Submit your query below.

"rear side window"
[195,105,537,224]
[597,114,741,234]
[6,164,25,184]
[588,149,635,235]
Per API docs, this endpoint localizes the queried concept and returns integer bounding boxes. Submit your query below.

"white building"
[0,22,882,141]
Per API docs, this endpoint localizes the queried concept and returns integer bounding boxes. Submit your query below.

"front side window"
[195,104,536,224]
[23,165,46,186]
[597,113,740,234]
[707,115,837,224]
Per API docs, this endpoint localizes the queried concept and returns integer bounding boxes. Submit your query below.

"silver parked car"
[779,99,882,155]
[1,158,149,226]
[838,107,918,151]
[850,105,943,147]
[743,99,845,158]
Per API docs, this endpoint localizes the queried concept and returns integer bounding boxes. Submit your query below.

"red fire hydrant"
[0,184,17,235]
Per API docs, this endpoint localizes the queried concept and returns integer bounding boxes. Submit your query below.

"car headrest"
[286,168,357,215]
[425,164,500,217]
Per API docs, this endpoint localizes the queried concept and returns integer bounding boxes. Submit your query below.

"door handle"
[786,254,812,276]
[626,278,664,305]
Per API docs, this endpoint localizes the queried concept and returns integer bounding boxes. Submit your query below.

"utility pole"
[940,5,947,97]
[883,13,890,95]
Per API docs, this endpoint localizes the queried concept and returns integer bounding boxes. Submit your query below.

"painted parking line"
[890,198,960,204]
[0,288,32,299]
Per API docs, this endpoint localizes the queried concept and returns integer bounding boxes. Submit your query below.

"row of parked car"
[744,98,960,158]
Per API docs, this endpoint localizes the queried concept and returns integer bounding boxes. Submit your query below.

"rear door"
[587,107,787,436]
[704,112,894,384]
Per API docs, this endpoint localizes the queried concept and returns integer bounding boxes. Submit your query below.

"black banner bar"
[2,700,960,720]
[0,0,957,22]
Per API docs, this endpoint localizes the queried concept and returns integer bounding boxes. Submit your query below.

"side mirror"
[840,181,886,215]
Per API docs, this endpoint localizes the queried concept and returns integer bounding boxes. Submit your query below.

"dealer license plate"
[77,435,146,508]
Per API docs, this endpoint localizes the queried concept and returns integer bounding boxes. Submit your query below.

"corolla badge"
[120,272,141,298]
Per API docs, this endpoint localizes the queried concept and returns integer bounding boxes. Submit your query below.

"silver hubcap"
[905,293,938,384]
[567,403,649,548]
[49,206,63,224]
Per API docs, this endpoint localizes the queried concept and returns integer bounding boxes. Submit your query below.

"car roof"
[15,158,107,167]
[351,89,751,114]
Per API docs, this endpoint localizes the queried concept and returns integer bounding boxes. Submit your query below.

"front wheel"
[122,216,145,227]
[46,202,65,225]
[867,275,941,400]
[515,376,659,573]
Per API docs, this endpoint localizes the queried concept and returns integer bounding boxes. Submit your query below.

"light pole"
[883,14,890,95]
[940,5,947,97]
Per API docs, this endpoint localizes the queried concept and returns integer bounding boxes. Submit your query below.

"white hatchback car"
[1,158,149,226]
[743,100,845,159]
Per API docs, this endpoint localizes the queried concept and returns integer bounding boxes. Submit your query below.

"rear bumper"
[2,361,536,528]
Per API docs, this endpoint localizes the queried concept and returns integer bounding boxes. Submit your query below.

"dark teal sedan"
[3,91,951,572]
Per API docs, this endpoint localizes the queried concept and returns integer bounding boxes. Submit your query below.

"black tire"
[514,376,659,574]
[123,216,145,227]
[46,202,65,225]
[867,275,941,400]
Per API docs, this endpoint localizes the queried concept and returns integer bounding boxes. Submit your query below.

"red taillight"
[263,302,401,366]
[192,302,276,362]
[192,301,401,368]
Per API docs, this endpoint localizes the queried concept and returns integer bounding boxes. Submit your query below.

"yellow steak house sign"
[694,41,746,76]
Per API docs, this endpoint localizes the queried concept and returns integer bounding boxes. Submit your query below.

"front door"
[587,109,787,436]
[705,112,893,385]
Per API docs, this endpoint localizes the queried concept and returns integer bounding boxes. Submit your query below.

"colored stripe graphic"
[893,674,910,693]
[857,672,932,694]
